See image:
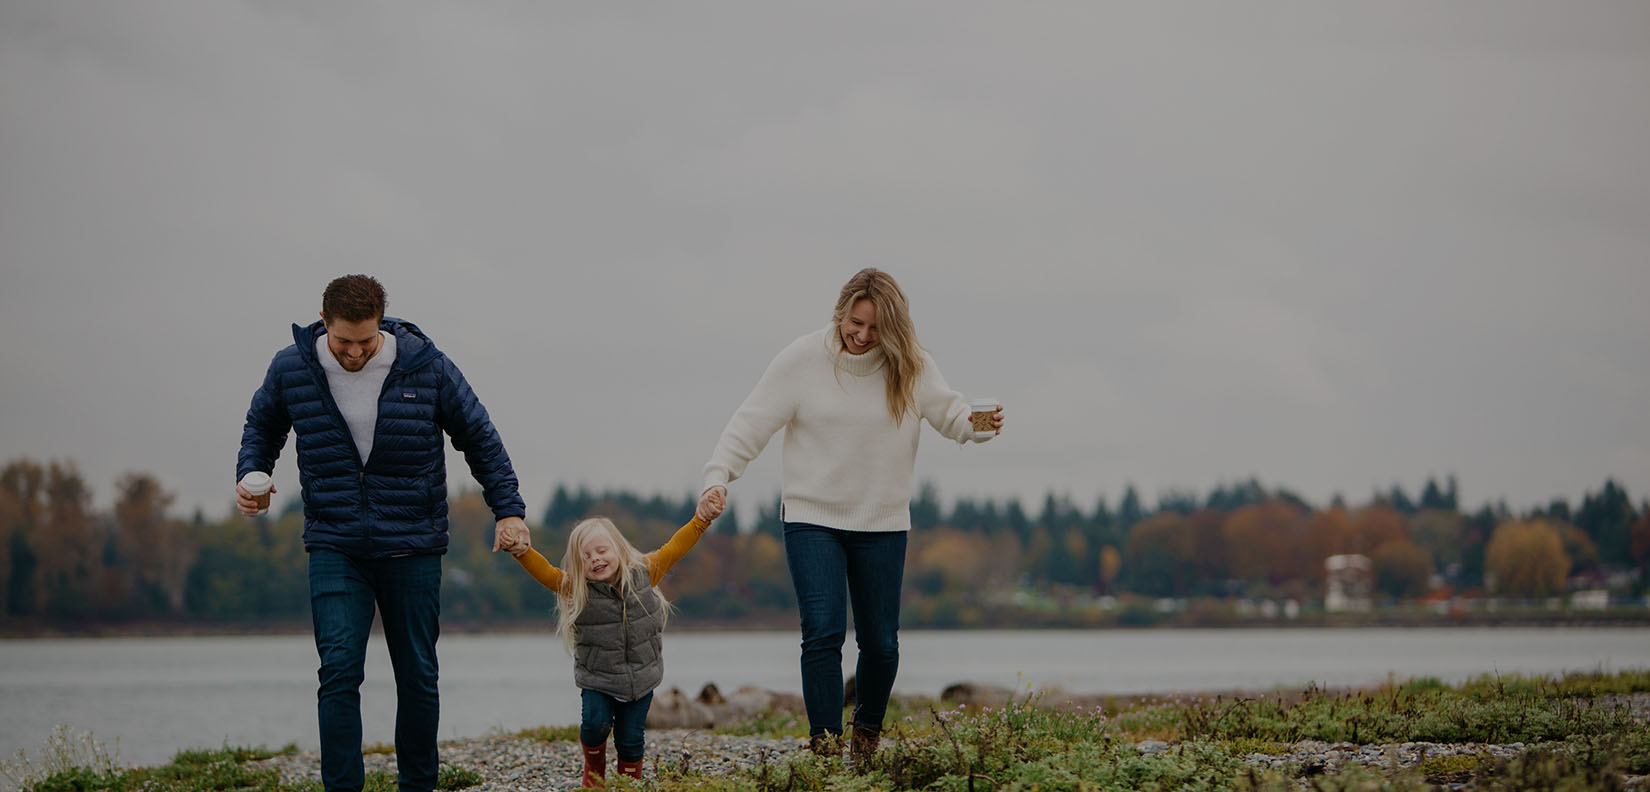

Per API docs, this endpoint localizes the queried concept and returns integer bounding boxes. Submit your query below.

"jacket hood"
[292,316,440,372]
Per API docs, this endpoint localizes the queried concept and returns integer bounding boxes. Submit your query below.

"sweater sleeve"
[915,350,976,445]
[647,515,710,585]
[702,340,800,491]
[512,548,568,593]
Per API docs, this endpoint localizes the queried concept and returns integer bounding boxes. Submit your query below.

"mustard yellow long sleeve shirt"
[512,516,711,595]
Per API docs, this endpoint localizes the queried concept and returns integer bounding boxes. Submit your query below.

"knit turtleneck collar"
[823,324,886,377]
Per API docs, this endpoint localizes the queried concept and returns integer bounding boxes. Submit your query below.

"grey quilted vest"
[572,566,665,702]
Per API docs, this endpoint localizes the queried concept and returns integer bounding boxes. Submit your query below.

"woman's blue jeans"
[580,689,654,762]
[309,549,442,792]
[783,522,907,737]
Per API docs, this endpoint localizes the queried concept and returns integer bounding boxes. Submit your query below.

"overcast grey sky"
[2,1,1647,527]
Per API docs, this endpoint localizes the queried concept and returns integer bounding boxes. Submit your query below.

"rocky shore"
[249,731,1593,791]
[253,730,806,791]
[245,687,1650,790]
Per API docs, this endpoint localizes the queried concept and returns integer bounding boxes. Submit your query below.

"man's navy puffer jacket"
[237,317,525,559]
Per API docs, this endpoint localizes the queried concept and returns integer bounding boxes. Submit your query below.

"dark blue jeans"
[580,689,653,761]
[309,549,442,792]
[783,522,907,737]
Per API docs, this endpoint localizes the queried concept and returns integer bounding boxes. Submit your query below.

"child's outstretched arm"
[647,490,724,584]
[513,547,567,593]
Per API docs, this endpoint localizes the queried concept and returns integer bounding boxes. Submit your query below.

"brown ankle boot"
[617,757,643,779]
[581,741,607,788]
[849,721,882,770]
[808,731,842,757]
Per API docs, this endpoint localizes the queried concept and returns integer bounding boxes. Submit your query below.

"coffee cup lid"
[968,397,999,410]
[240,471,271,494]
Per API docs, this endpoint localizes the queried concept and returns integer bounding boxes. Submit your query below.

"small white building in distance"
[1325,554,1373,613]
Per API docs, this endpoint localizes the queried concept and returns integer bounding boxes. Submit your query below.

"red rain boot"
[581,740,607,788]
[617,757,643,779]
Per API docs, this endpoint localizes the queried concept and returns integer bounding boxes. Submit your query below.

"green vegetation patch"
[1172,672,1638,745]
[711,709,809,738]
[509,724,580,742]
[1419,753,1483,784]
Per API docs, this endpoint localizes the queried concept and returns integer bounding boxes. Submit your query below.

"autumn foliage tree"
[1486,520,1571,597]
[38,462,100,619]
[115,473,197,617]
[1124,513,1197,596]
[1370,540,1433,599]
[1223,500,1310,589]
[1631,506,1650,580]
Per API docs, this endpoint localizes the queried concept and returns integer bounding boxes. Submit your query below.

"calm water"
[2,627,1646,768]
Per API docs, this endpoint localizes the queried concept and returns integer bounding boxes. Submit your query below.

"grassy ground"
[7,670,1648,791]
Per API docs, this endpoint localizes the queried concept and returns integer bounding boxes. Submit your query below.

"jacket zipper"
[308,327,405,554]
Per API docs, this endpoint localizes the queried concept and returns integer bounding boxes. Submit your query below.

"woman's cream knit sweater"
[702,325,983,533]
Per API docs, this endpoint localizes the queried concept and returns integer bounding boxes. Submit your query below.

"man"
[236,275,530,792]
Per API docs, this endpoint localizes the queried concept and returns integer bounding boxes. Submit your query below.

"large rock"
[645,683,802,729]
[939,681,1017,709]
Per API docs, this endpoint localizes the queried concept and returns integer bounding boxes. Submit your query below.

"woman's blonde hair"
[553,516,670,654]
[832,268,924,423]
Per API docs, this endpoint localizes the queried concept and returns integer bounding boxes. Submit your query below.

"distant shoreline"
[4,610,1649,639]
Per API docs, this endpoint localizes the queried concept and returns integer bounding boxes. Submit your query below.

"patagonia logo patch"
[401,391,417,399]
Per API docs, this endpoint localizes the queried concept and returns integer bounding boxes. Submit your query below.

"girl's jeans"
[782,522,907,737]
[580,689,654,761]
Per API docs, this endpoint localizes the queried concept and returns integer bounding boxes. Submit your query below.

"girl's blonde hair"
[553,516,671,654]
[832,268,924,423]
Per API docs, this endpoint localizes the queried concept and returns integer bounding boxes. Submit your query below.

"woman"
[697,268,1003,761]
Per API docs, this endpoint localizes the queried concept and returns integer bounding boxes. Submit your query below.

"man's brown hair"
[321,275,387,323]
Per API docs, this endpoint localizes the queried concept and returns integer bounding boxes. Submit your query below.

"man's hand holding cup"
[237,472,274,516]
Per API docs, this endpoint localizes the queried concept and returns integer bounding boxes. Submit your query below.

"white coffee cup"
[967,398,1000,442]
[240,471,272,514]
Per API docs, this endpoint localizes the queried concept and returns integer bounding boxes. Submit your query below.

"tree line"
[1,457,1646,627]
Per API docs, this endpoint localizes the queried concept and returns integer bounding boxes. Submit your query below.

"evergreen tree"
[1205,478,1267,511]
[1543,497,1573,524]
[911,482,942,533]
[1089,495,1118,548]
[1419,477,1450,511]
[1004,498,1032,544]
[1156,488,1198,516]
[1118,485,1145,532]
[949,497,983,534]
[754,494,784,539]
[1386,484,1417,515]
[1576,479,1635,567]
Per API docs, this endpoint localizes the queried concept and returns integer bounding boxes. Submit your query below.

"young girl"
[511,490,725,787]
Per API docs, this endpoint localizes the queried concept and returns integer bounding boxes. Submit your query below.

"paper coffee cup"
[240,471,272,514]
[967,398,1000,442]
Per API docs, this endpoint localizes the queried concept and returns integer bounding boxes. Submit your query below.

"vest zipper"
[621,587,635,701]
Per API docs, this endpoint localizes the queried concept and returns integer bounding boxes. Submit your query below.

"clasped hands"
[697,486,726,523]
[493,516,532,557]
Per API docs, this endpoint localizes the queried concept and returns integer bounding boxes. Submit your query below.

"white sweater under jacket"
[702,325,982,533]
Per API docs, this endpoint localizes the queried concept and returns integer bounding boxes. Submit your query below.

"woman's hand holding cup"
[967,398,1004,442]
